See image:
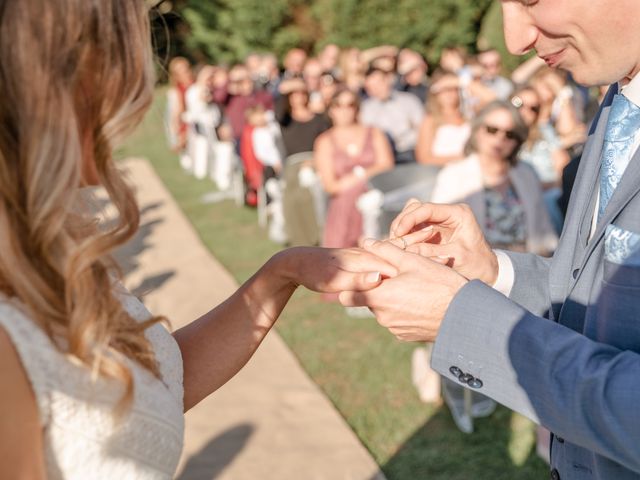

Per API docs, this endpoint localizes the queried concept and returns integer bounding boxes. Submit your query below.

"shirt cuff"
[491,250,515,297]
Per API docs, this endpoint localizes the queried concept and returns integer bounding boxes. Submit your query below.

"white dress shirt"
[493,74,640,296]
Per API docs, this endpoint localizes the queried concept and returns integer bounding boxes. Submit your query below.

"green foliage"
[177,0,494,65]
[312,0,492,62]
[181,0,308,64]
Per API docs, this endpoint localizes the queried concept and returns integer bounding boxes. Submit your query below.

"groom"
[341,1,640,479]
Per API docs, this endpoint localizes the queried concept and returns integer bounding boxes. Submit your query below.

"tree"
[173,0,495,66]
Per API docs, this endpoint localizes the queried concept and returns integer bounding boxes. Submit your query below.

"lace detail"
[0,291,185,479]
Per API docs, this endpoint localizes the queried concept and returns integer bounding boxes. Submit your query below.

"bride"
[0,1,413,478]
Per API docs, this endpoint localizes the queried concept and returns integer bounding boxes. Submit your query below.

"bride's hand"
[273,246,397,294]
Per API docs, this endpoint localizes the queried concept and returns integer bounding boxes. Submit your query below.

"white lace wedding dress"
[0,286,185,479]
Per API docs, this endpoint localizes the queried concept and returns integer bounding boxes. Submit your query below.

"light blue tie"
[598,93,640,220]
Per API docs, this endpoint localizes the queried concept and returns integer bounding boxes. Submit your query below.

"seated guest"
[166,57,194,170]
[275,78,331,246]
[338,48,365,94]
[225,65,274,143]
[184,66,222,179]
[314,88,394,249]
[512,86,571,233]
[360,65,424,164]
[303,58,326,114]
[477,48,514,101]
[412,101,557,433]
[395,49,430,104]
[415,71,470,166]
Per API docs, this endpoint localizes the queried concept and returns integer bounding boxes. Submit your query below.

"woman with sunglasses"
[512,86,571,233]
[416,71,471,166]
[411,101,557,432]
[0,2,401,478]
[314,88,394,252]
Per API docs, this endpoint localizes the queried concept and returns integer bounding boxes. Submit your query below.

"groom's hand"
[339,239,467,343]
[390,200,499,285]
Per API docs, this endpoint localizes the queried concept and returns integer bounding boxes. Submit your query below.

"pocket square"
[605,225,640,266]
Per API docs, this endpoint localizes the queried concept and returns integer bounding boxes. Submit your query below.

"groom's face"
[501,0,640,86]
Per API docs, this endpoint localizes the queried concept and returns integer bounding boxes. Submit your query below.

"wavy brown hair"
[0,0,163,413]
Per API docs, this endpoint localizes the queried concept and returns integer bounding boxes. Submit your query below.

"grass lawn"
[116,91,548,480]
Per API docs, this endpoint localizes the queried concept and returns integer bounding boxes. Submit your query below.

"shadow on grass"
[378,405,547,480]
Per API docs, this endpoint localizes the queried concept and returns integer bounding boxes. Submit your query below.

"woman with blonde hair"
[0,1,400,478]
[415,71,471,166]
[166,56,194,170]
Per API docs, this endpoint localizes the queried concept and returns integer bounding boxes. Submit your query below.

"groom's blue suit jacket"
[432,84,640,479]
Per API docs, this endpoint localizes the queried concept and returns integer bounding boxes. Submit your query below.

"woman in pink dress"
[314,88,394,249]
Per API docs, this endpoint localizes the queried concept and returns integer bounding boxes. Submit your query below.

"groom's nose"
[501,2,539,56]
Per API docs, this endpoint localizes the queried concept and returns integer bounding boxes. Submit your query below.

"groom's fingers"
[362,238,410,267]
[391,203,460,238]
[389,199,423,237]
[339,290,373,307]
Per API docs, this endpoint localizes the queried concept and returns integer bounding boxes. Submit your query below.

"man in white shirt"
[477,48,514,101]
[341,1,640,479]
[360,66,424,164]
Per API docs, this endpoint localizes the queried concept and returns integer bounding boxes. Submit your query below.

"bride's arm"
[174,246,397,411]
[0,328,46,479]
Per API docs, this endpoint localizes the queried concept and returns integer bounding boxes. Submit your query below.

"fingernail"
[421,225,434,232]
[366,272,381,283]
[437,255,450,260]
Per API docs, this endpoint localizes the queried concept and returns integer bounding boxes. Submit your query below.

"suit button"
[449,366,463,378]
[555,435,565,443]
[468,378,483,389]
[459,373,474,384]
[551,468,561,480]
[572,268,580,279]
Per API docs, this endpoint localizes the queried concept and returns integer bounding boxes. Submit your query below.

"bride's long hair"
[0,0,163,411]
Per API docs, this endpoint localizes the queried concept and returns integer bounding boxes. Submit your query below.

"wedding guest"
[282,48,307,80]
[184,65,222,179]
[318,43,341,77]
[396,49,430,104]
[360,65,424,164]
[166,57,194,170]
[512,86,571,233]
[415,71,470,166]
[477,48,514,101]
[224,65,274,143]
[531,67,586,150]
[275,78,331,246]
[303,58,326,114]
[314,88,394,249]
[338,48,365,94]
[0,2,397,477]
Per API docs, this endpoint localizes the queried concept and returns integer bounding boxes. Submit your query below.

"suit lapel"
[582,149,640,264]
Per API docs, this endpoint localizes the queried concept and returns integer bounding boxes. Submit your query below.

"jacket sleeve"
[504,251,553,318]
[431,279,640,473]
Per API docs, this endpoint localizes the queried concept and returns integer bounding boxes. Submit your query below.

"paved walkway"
[117,158,386,480]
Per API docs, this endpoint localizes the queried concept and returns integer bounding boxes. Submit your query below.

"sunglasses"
[484,125,519,141]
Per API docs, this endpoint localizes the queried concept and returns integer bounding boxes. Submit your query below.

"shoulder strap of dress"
[0,299,52,426]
